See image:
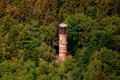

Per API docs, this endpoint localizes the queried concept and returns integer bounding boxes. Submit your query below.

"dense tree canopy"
[0,0,120,80]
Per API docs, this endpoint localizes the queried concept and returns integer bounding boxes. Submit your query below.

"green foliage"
[84,48,120,80]
[1,16,18,35]
[0,0,120,80]
[90,15,120,52]
[75,47,88,68]
[65,13,96,53]
[0,59,36,80]
[84,50,104,80]
[57,56,80,80]
[37,43,56,62]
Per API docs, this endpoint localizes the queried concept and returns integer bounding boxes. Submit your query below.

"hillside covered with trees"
[0,0,120,80]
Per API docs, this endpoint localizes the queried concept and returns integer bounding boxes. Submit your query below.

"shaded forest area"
[0,0,120,80]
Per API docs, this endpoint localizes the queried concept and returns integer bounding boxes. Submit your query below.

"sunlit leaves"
[65,14,95,52]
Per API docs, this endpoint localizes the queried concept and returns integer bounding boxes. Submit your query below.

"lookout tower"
[59,23,67,61]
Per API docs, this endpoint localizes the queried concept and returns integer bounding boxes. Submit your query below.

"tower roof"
[59,23,67,27]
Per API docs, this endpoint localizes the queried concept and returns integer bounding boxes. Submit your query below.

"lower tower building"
[59,23,67,61]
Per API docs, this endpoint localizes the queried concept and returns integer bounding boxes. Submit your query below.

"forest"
[0,0,120,80]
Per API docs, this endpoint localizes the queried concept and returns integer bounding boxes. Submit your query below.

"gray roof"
[59,23,67,27]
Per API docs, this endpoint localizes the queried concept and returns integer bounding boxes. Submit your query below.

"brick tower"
[59,23,67,61]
